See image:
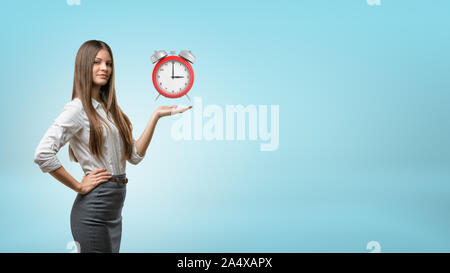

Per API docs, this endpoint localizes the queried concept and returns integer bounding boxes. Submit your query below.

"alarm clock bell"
[151,50,167,64]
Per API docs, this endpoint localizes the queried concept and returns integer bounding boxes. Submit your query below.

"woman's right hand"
[77,168,112,194]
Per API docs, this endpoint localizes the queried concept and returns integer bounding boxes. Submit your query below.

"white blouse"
[34,98,144,175]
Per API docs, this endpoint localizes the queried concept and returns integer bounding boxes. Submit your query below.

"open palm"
[155,105,192,118]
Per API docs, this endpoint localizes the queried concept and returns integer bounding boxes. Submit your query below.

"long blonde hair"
[69,40,134,162]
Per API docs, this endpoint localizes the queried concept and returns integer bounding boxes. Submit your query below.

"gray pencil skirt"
[70,174,127,253]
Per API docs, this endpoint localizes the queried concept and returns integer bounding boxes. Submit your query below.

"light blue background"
[0,0,449,252]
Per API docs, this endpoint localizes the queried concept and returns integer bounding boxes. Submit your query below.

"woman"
[33,40,191,253]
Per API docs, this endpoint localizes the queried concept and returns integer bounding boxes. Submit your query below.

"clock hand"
[171,61,174,79]
[173,76,184,78]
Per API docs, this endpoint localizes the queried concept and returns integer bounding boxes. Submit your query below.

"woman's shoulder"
[64,98,85,112]
[59,98,85,120]
[52,98,85,126]
[67,97,82,107]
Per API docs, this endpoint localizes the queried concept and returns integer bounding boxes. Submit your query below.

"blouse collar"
[91,98,101,110]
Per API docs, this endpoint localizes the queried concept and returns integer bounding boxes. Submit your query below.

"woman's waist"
[108,174,128,184]
[110,173,126,179]
[101,174,128,189]
[83,170,127,185]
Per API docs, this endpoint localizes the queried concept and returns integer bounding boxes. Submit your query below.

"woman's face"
[92,48,112,87]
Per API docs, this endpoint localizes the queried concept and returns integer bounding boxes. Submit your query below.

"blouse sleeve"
[127,138,145,165]
[34,100,83,173]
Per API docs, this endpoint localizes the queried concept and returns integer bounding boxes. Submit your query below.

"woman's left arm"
[135,105,192,157]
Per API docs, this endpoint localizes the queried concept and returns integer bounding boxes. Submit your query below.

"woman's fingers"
[91,169,111,184]
[170,106,192,115]
[97,178,109,185]
[91,168,107,175]
[95,175,111,184]
[93,169,110,176]
[172,106,192,115]
[157,105,192,117]
[98,174,112,180]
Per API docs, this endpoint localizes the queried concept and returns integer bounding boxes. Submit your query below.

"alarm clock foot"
[185,94,191,102]
[155,94,161,101]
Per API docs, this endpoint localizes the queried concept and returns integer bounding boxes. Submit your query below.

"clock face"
[155,59,192,96]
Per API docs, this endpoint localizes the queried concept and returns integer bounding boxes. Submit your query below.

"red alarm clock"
[151,50,195,100]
